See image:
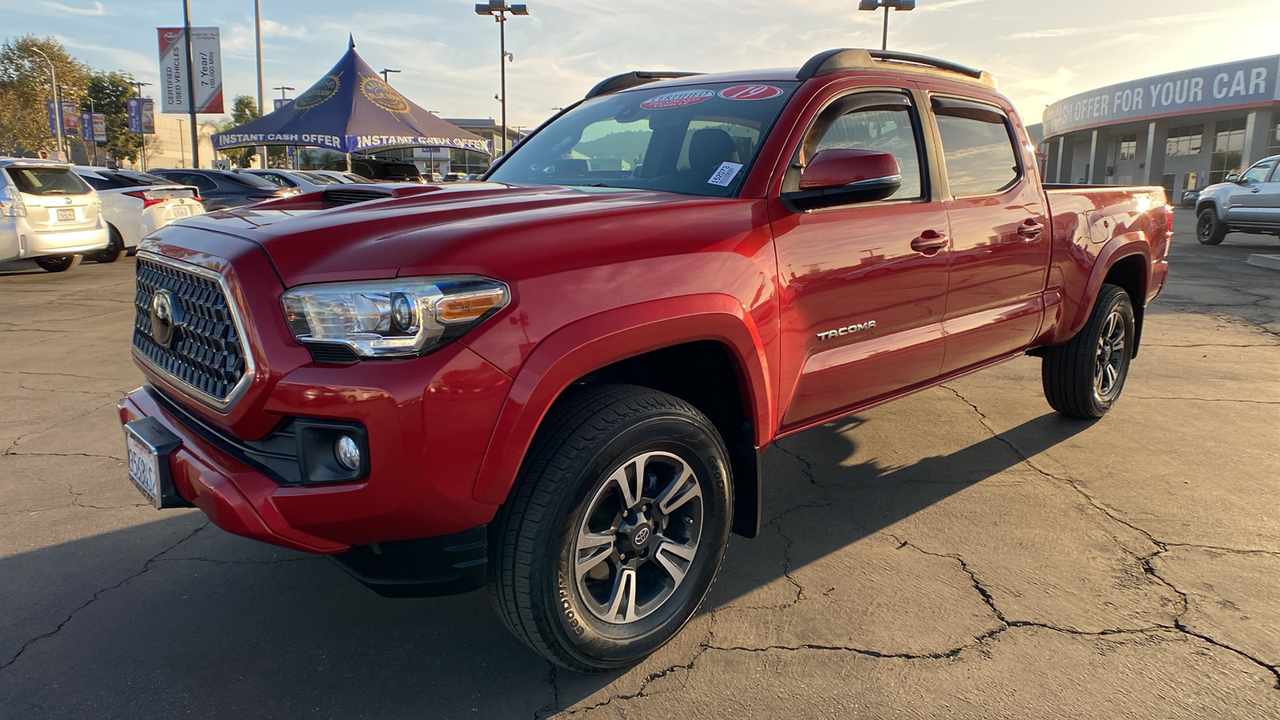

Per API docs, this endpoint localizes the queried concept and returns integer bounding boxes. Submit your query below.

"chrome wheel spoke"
[575,529,616,579]
[603,567,640,623]
[655,464,701,516]
[606,456,647,510]
[653,539,697,587]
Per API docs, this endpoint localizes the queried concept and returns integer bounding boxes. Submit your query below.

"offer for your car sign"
[157,27,224,114]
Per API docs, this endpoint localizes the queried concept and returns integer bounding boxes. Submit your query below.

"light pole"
[30,47,65,161]
[177,117,186,167]
[130,81,152,170]
[255,0,267,168]
[857,0,915,52]
[474,0,528,157]
[380,68,400,84]
[273,85,294,102]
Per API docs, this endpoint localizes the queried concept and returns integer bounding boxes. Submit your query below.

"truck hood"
[171,183,733,287]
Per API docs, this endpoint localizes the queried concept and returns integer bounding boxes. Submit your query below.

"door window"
[933,97,1019,197]
[788,91,925,201]
[1239,160,1275,184]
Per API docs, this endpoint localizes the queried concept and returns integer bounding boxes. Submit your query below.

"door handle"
[910,230,948,255]
[1017,219,1044,240]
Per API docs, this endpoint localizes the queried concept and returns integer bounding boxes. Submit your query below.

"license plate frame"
[123,417,185,509]
[56,208,75,222]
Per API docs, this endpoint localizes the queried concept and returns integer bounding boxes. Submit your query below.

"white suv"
[1,158,108,272]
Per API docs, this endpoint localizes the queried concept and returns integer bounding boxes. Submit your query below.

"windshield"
[488,81,798,197]
[225,172,279,189]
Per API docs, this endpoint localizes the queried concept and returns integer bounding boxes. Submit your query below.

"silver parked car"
[0,158,108,272]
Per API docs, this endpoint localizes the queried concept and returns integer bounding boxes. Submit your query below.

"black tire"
[1041,284,1135,419]
[1196,207,1227,245]
[92,226,126,263]
[488,384,732,672]
[34,254,82,273]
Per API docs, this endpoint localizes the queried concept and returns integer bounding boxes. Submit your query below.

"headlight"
[281,276,509,358]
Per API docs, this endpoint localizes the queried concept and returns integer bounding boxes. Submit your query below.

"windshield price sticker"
[708,162,743,187]
[640,89,715,110]
[718,85,784,101]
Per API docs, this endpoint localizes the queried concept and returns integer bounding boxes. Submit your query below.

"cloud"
[930,0,993,10]
[1009,27,1095,39]
[37,0,102,15]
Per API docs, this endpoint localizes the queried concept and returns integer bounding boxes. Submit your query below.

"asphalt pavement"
[1,208,1278,719]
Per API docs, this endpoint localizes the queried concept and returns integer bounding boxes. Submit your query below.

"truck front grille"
[132,255,248,409]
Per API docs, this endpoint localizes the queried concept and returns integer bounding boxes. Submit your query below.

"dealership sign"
[127,98,155,134]
[157,26,224,114]
[46,101,79,137]
[80,112,107,143]
[1043,55,1280,137]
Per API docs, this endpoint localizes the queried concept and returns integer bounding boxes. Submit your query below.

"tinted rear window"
[223,172,279,189]
[5,167,92,196]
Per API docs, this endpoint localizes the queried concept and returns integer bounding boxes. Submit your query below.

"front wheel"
[34,254,82,273]
[1196,208,1227,245]
[488,384,732,672]
[1041,284,1135,418]
[92,226,126,263]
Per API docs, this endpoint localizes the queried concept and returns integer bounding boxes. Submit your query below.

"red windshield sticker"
[718,85,784,101]
[640,89,716,110]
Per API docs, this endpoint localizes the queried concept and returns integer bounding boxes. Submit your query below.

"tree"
[227,94,259,167]
[83,71,143,164]
[0,35,91,156]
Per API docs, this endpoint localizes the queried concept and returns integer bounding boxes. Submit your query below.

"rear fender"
[470,294,774,506]
[1046,234,1152,347]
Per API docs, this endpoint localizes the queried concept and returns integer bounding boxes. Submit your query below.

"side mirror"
[782,149,902,211]
[1226,173,1240,183]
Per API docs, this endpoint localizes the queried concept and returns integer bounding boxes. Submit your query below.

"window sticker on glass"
[640,90,715,110]
[718,85,784,101]
[708,162,743,187]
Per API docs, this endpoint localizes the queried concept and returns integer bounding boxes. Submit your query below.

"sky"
[2,0,1279,131]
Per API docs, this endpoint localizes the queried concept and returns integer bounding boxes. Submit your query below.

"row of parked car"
[1,156,490,273]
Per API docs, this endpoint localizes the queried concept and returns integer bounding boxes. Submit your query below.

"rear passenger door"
[928,95,1050,375]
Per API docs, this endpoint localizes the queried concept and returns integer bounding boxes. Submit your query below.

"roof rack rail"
[797,48,995,88]
[584,71,703,100]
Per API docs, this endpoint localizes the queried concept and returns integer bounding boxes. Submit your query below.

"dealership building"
[1040,55,1280,199]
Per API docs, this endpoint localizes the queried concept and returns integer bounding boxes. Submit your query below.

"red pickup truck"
[118,49,1171,672]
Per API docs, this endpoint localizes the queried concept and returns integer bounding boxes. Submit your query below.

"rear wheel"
[92,226,126,263]
[34,254,82,273]
[1041,284,1134,418]
[1196,208,1226,245]
[488,384,732,672]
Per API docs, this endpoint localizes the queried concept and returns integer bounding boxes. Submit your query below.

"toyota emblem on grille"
[150,290,179,348]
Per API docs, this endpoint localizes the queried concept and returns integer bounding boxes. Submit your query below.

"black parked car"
[147,168,294,210]
[324,157,424,184]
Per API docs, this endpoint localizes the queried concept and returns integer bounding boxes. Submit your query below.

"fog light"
[335,435,361,471]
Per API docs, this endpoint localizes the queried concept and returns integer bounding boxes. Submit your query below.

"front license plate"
[172,205,191,218]
[56,208,75,222]
[126,430,160,506]
[123,417,183,509]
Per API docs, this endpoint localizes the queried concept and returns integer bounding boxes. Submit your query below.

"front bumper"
[118,335,514,555]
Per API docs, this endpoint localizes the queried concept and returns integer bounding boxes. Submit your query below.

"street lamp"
[30,47,64,161]
[474,0,528,157]
[273,85,294,102]
[857,0,915,52]
[380,68,401,84]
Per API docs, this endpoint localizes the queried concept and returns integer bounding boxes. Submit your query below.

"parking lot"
[1,209,1278,719]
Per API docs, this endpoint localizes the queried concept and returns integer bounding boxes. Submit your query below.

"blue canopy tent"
[211,37,490,167]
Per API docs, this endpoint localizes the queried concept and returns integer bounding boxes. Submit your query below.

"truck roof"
[586,48,997,100]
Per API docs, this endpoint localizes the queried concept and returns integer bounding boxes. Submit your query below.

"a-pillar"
[1143,119,1168,186]
[1241,110,1270,167]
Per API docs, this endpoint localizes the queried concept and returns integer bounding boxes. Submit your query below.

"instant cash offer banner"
[157,26,224,114]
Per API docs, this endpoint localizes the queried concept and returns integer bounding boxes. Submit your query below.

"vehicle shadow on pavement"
[0,411,1089,719]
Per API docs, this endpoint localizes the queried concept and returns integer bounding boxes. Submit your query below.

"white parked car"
[1,158,108,272]
[73,167,205,262]
[306,170,375,184]
[236,168,337,193]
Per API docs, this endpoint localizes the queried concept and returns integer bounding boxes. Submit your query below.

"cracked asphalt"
[1,208,1278,719]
